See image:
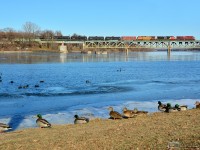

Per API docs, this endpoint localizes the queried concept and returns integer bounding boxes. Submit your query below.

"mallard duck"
[74,115,89,124]
[85,80,91,84]
[158,101,167,111]
[195,101,200,109]
[36,114,51,128]
[108,107,122,120]
[0,123,12,133]
[35,84,40,88]
[174,104,188,111]
[133,108,148,115]
[123,107,136,118]
[165,103,179,113]
[23,84,29,89]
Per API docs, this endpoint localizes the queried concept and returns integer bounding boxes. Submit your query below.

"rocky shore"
[0,109,199,150]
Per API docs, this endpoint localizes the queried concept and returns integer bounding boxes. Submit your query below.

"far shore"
[0,109,199,150]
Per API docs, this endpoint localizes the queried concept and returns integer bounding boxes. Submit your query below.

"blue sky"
[0,0,199,39]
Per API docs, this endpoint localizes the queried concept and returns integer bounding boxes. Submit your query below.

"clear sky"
[0,0,199,39]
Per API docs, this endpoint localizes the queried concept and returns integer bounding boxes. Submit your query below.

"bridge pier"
[167,42,171,54]
[125,48,129,55]
[59,42,68,53]
[82,42,85,50]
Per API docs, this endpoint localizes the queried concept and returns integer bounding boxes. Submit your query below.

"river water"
[0,51,200,130]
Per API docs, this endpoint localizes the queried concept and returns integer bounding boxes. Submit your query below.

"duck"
[123,107,136,118]
[36,114,51,128]
[133,108,148,115]
[108,107,122,120]
[165,103,179,113]
[18,85,22,89]
[117,68,122,72]
[85,80,91,84]
[74,115,89,124]
[195,101,200,109]
[23,84,29,89]
[174,104,188,111]
[35,84,40,88]
[0,123,12,133]
[158,101,167,111]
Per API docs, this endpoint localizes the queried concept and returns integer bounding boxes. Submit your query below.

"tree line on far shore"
[0,22,83,51]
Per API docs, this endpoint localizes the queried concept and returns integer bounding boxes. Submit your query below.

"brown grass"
[0,109,200,150]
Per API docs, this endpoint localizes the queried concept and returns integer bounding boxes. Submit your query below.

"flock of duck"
[0,73,200,132]
[0,100,199,133]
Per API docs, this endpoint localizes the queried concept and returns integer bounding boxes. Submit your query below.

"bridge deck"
[39,40,200,49]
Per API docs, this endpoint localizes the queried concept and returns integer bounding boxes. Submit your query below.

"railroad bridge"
[39,40,200,52]
[84,40,200,49]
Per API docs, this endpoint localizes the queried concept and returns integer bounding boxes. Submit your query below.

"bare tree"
[2,28,16,44]
[72,33,79,37]
[40,30,55,48]
[0,30,6,41]
[23,22,40,46]
[40,30,54,40]
[55,31,62,36]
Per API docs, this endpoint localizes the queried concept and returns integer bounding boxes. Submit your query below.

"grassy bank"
[0,109,199,150]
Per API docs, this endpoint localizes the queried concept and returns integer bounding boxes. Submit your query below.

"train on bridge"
[39,35,195,41]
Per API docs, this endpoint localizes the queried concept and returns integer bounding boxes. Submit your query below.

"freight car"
[39,37,46,41]
[137,36,155,40]
[121,36,136,41]
[105,36,121,41]
[156,36,176,40]
[88,36,104,41]
[39,36,53,41]
[53,36,70,41]
[176,36,195,40]
[71,35,87,41]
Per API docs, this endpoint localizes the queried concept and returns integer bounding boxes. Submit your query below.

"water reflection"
[60,53,67,63]
[1,50,200,64]
[168,51,171,60]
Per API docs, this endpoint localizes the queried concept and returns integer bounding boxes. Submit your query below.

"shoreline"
[0,109,199,149]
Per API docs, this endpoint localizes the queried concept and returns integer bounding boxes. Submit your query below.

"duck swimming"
[74,115,89,124]
[36,114,51,128]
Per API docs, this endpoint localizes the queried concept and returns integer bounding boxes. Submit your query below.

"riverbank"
[0,48,60,53]
[0,109,199,150]
[0,47,156,53]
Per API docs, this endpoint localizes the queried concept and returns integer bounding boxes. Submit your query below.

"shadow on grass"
[8,115,25,131]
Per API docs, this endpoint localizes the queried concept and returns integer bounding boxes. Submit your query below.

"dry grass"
[0,109,200,150]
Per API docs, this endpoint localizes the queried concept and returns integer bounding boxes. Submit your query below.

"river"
[0,50,200,130]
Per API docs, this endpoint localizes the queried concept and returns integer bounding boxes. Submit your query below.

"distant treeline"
[0,22,83,51]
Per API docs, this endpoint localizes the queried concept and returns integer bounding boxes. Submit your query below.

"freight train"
[39,36,195,41]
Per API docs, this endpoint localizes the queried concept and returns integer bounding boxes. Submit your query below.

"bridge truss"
[84,40,200,49]
[39,40,200,49]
